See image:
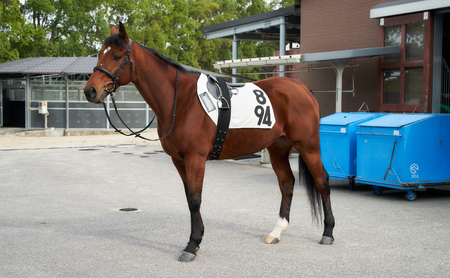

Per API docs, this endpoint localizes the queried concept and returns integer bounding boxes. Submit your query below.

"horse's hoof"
[178,251,197,262]
[265,235,280,244]
[320,236,334,245]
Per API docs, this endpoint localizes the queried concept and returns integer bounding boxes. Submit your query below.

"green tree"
[2,0,297,79]
[1,0,24,62]
[21,0,110,57]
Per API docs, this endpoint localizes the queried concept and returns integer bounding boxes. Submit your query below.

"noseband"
[93,39,133,93]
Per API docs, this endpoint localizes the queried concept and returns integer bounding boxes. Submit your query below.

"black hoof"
[320,236,334,245]
[178,251,197,262]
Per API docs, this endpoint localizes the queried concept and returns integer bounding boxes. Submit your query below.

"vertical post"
[279,17,286,77]
[106,96,110,130]
[329,59,351,113]
[232,34,238,83]
[25,74,31,128]
[64,74,69,131]
[0,82,3,127]
[432,12,443,113]
[146,104,149,127]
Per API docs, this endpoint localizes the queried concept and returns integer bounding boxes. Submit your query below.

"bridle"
[93,39,178,141]
[94,39,134,94]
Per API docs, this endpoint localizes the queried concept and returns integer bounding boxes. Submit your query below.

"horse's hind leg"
[265,136,295,244]
[298,149,335,244]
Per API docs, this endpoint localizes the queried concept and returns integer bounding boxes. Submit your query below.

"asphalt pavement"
[1,144,449,277]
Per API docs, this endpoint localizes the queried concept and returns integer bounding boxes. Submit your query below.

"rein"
[94,39,178,141]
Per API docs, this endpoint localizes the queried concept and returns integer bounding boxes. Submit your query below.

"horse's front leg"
[171,155,207,262]
[265,138,295,244]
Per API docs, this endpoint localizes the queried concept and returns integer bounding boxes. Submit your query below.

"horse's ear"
[110,26,117,36]
[118,21,129,42]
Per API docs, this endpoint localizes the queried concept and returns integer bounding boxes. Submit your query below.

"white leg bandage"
[266,217,289,243]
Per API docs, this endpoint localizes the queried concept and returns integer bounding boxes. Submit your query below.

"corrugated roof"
[0,57,95,75]
[0,57,229,79]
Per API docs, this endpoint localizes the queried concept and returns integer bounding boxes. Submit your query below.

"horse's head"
[84,22,133,103]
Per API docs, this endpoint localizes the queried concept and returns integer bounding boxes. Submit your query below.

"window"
[378,13,431,112]
[383,68,400,104]
[405,67,423,105]
[406,22,424,62]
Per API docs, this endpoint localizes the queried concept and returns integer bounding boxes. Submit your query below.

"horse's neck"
[132,49,181,132]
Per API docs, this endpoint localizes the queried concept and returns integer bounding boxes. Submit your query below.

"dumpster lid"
[320,113,380,126]
[358,114,433,128]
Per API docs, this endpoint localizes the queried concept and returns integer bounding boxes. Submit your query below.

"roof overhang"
[301,46,401,63]
[213,46,401,70]
[370,0,450,18]
[0,57,95,76]
[201,5,300,42]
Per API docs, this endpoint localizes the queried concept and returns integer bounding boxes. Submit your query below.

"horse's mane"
[104,34,196,74]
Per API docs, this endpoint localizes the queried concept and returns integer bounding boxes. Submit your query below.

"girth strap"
[209,78,231,160]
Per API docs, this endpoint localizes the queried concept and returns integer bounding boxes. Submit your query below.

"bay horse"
[84,22,335,262]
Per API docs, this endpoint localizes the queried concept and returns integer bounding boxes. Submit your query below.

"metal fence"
[1,75,155,130]
[31,78,155,129]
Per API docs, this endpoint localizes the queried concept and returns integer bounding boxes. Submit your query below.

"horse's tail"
[299,155,323,223]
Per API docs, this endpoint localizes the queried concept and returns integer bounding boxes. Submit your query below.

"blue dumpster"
[356,114,450,200]
[320,112,383,190]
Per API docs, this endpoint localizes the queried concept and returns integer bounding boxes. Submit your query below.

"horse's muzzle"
[84,86,104,103]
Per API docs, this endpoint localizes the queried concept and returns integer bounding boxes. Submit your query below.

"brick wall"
[289,0,392,117]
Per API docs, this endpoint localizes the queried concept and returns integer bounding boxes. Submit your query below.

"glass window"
[383,69,400,104]
[404,67,423,105]
[406,22,424,62]
[384,25,401,63]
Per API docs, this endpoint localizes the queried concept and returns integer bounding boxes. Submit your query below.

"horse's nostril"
[84,86,97,100]
[90,86,97,99]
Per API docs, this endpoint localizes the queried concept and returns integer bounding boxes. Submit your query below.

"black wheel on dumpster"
[404,191,416,201]
[349,180,355,191]
[372,186,383,195]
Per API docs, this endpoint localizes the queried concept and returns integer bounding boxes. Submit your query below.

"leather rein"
[93,39,178,141]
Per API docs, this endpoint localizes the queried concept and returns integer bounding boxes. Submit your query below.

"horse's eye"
[113,55,122,61]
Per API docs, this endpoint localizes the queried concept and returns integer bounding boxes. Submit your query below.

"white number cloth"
[196,73,276,129]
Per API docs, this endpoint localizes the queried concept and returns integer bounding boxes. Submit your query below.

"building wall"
[296,0,392,117]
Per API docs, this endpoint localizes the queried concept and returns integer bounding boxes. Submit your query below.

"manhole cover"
[119,208,138,212]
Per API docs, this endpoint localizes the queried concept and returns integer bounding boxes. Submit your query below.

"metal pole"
[279,17,286,77]
[64,74,69,130]
[0,83,3,127]
[25,74,31,128]
[106,96,110,130]
[232,34,238,83]
[329,59,351,113]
